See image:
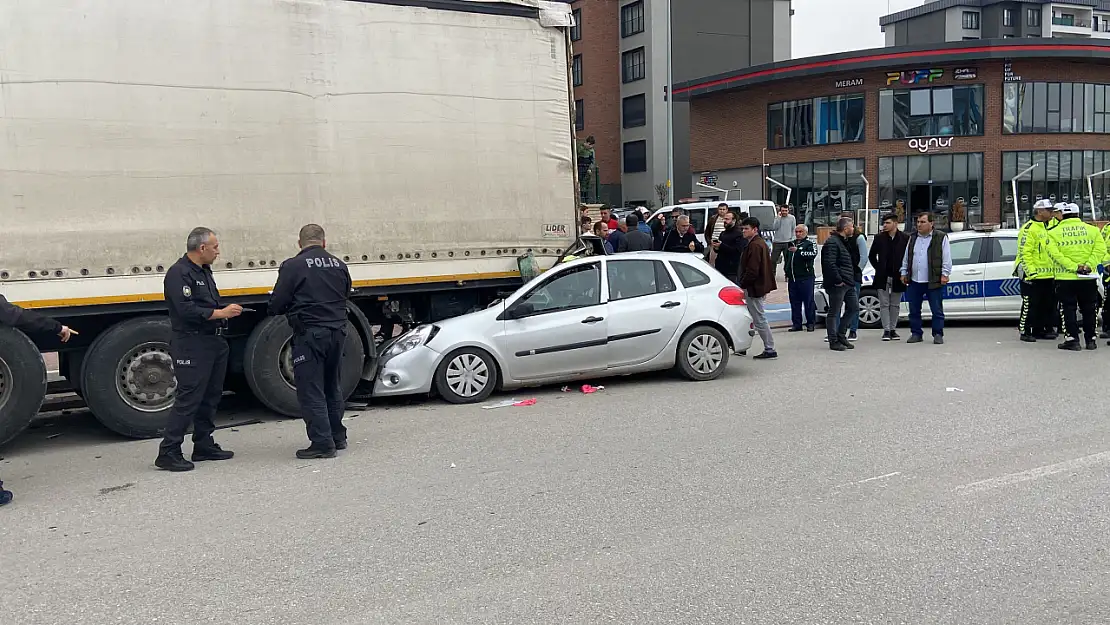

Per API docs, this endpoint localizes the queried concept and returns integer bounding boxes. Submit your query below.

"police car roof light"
[971,223,999,232]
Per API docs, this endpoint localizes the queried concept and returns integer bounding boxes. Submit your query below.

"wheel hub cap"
[445,354,489,398]
[116,343,176,412]
[687,334,723,374]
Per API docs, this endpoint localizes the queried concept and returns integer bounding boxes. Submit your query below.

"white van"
[649,200,778,246]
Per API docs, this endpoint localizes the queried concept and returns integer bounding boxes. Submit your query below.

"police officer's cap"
[1034,199,1055,210]
[1053,202,1067,213]
[1062,203,1081,215]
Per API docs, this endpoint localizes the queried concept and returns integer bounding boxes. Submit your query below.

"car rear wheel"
[676,325,730,382]
[434,348,498,404]
[858,289,882,330]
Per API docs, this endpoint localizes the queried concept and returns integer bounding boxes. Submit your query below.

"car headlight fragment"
[385,324,436,358]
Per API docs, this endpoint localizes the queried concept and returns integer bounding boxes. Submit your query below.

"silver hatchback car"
[373,251,755,403]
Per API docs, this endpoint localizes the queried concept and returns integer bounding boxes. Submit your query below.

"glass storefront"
[878,153,983,228]
[879,84,984,139]
[1002,150,1110,224]
[766,158,865,229]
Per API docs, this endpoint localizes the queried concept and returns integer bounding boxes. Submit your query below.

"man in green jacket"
[784,224,817,332]
[1016,199,1057,342]
[1046,202,1106,350]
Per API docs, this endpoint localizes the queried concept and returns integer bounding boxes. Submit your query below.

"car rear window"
[670,261,711,288]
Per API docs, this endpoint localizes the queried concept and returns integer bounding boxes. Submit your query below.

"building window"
[572,54,582,87]
[1004,8,1014,27]
[1027,8,1041,27]
[962,11,980,30]
[879,84,984,139]
[621,1,645,38]
[765,159,865,229]
[570,9,581,41]
[575,99,584,131]
[1003,82,1110,135]
[878,153,984,228]
[766,93,865,149]
[622,47,645,83]
[623,140,647,173]
[622,94,646,128]
[1003,150,1110,224]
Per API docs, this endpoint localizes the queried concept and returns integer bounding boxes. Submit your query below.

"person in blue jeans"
[899,212,952,344]
[784,224,818,332]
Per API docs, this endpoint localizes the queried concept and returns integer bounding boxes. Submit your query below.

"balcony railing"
[1052,16,1091,28]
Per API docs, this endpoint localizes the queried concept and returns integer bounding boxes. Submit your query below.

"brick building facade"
[676,39,1110,231]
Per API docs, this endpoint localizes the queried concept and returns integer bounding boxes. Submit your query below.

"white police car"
[815,226,1025,329]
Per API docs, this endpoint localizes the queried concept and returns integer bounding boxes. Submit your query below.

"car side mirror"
[509,302,535,319]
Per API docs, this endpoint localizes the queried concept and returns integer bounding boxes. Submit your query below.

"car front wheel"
[435,348,499,404]
[676,325,730,382]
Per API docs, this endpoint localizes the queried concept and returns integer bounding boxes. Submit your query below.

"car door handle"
[581,316,605,324]
[660,301,682,309]
[962,269,982,275]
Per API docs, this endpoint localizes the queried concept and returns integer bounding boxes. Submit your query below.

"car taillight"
[718,286,746,306]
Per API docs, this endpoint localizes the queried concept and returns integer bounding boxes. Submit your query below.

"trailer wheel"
[242,317,364,417]
[0,327,47,447]
[81,317,176,439]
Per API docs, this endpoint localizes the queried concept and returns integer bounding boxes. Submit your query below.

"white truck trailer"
[0,0,578,445]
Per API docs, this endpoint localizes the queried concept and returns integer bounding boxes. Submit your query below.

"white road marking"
[955,450,1110,495]
[833,471,902,489]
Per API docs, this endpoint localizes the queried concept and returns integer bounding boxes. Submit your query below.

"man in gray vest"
[900,212,952,344]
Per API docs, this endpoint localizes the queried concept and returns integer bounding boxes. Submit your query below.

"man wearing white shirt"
[900,212,952,345]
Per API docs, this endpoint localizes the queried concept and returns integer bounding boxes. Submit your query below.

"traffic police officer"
[268,224,352,459]
[1046,203,1106,351]
[0,295,77,504]
[1016,199,1056,342]
[1099,219,1110,341]
[156,227,242,472]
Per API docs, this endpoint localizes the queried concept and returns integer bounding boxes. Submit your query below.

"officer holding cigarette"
[156,227,242,472]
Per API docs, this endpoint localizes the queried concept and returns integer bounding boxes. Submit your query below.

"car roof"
[557,250,716,270]
[948,228,1019,240]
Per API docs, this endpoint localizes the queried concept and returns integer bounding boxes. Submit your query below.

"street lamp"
[1087,168,1110,222]
[697,182,739,201]
[861,174,870,235]
[1011,163,1040,228]
[765,176,791,207]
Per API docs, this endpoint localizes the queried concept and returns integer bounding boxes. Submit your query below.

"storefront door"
[909,183,951,228]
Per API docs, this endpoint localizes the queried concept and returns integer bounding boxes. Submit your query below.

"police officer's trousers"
[1056,279,1099,342]
[160,334,229,455]
[1026,278,1058,336]
[1101,278,1110,333]
[292,326,348,449]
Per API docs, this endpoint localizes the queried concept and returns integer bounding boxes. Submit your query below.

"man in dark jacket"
[617,214,653,252]
[0,295,77,505]
[821,217,859,351]
[661,215,705,254]
[784,224,818,332]
[739,217,778,359]
[868,213,910,341]
[713,212,744,282]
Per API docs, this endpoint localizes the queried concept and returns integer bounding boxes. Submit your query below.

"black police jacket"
[269,245,351,332]
[164,255,224,334]
[0,293,62,337]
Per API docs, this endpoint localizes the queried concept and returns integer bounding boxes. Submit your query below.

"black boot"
[296,446,337,459]
[1087,339,1098,351]
[0,481,12,506]
[1019,334,1037,343]
[838,334,855,349]
[192,443,234,462]
[334,439,348,451]
[155,451,195,472]
[1058,339,1082,351]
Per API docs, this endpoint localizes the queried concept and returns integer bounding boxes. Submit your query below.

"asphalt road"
[3,326,1109,624]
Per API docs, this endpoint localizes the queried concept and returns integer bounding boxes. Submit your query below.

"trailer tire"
[242,317,364,418]
[81,317,176,439]
[0,327,47,447]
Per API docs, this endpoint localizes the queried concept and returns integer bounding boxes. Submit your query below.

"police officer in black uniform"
[269,224,352,459]
[156,227,242,472]
[0,295,77,504]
